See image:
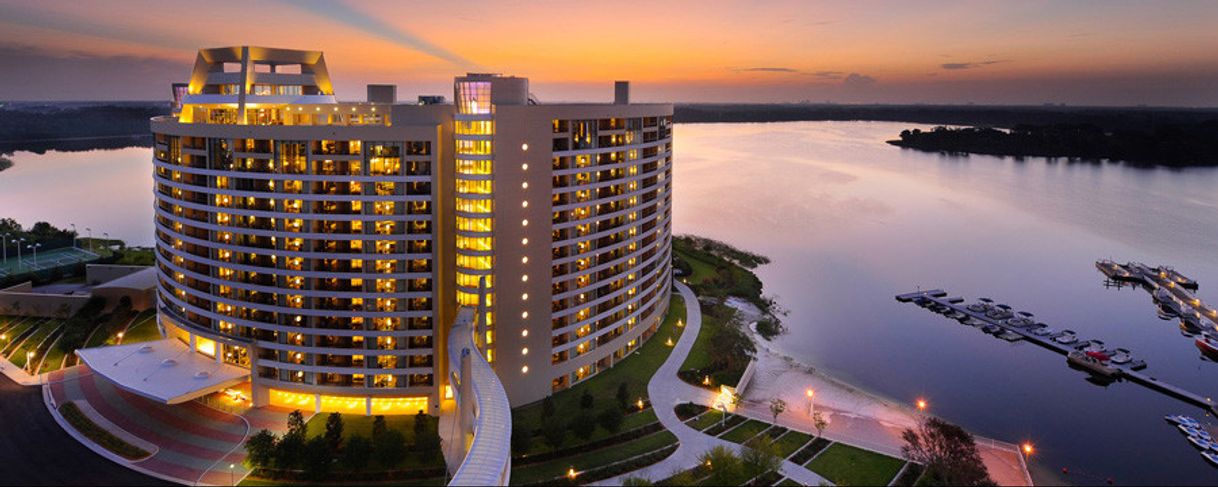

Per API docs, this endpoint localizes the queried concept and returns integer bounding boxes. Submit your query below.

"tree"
[598,406,625,433]
[274,431,306,471]
[901,417,995,486]
[324,412,344,450]
[769,397,787,424]
[511,426,534,455]
[413,410,429,439]
[572,412,596,439]
[542,419,567,449]
[812,410,827,439]
[580,390,594,409]
[698,445,747,486]
[616,382,630,409]
[341,435,372,471]
[742,434,783,480]
[286,409,306,438]
[244,429,278,469]
[373,428,408,468]
[302,436,332,481]
[372,415,387,440]
[542,395,556,419]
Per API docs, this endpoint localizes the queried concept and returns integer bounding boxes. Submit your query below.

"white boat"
[1189,436,1213,450]
[1202,450,1218,467]
[1166,415,1199,426]
[1053,330,1078,344]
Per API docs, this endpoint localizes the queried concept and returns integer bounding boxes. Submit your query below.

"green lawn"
[685,409,726,431]
[1,319,39,355]
[719,419,770,443]
[120,311,162,343]
[805,443,906,487]
[510,430,678,485]
[240,476,446,486]
[773,430,813,458]
[39,333,71,373]
[84,309,146,348]
[677,301,747,387]
[775,478,801,486]
[9,319,63,368]
[522,408,659,456]
[513,294,686,438]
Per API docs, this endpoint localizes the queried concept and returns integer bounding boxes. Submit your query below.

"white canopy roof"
[75,339,249,404]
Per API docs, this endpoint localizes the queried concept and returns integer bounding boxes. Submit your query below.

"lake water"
[2,122,1217,483]
[673,121,1218,485]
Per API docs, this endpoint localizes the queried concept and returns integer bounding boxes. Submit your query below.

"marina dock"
[1096,260,1218,331]
[896,289,1218,416]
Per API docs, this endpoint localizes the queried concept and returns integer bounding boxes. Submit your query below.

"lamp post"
[28,243,41,268]
[86,227,92,253]
[916,398,928,415]
[2,233,8,264]
[26,350,34,373]
[806,388,815,416]
[1022,442,1034,457]
[16,238,24,270]
[70,223,77,248]
[116,331,124,344]
[229,463,236,486]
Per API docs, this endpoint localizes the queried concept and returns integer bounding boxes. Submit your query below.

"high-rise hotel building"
[146,46,673,411]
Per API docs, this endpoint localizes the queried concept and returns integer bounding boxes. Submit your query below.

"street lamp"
[1,233,8,264]
[116,331,124,344]
[1022,442,1034,456]
[566,467,577,481]
[86,227,92,252]
[229,463,236,486]
[26,350,34,373]
[70,223,77,248]
[15,237,24,269]
[28,243,41,268]
[806,388,815,415]
[916,398,928,413]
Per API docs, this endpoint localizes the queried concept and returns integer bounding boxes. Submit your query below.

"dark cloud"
[842,73,876,87]
[941,60,1008,70]
[0,43,187,100]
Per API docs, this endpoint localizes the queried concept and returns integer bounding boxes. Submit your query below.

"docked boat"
[1155,289,1183,317]
[1031,327,1056,337]
[981,324,1001,335]
[1166,414,1200,426]
[967,303,989,312]
[1067,350,1121,378]
[1202,450,1218,467]
[986,308,1013,320]
[1190,436,1214,450]
[1053,330,1079,344]
[1110,348,1133,365]
[1076,339,1108,354]
[1005,317,1034,328]
[997,331,1023,342]
[1196,334,1218,360]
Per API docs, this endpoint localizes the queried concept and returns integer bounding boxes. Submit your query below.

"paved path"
[46,366,253,486]
[0,371,168,485]
[598,282,830,486]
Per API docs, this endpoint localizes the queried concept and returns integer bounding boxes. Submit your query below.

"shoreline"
[722,296,1036,486]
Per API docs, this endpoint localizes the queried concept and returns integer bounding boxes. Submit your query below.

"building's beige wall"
[0,282,91,317]
[86,264,150,286]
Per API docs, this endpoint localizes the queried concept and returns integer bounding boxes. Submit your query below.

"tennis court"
[0,247,99,279]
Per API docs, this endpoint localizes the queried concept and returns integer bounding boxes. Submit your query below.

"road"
[0,373,169,485]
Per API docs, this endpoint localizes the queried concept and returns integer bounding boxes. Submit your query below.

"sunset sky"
[1,0,1216,105]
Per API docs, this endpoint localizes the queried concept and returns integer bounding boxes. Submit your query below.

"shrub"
[580,390,594,409]
[616,382,630,409]
[341,435,372,471]
[542,419,567,449]
[598,407,625,433]
[373,429,408,468]
[302,436,332,481]
[274,431,305,470]
[512,426,534,454]
[372,415,387,439]
[286,409,306,437]
[674,402,708,420]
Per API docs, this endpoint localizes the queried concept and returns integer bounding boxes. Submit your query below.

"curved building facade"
[146,46,671,411]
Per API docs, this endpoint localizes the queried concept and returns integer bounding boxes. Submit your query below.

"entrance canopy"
[76,338,249,404]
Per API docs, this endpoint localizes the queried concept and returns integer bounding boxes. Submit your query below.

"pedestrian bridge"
[446,306,512,486]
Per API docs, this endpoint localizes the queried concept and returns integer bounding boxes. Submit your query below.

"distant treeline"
[674,104,1218,132]
[0,102,165,154]
[887,123,1218,167]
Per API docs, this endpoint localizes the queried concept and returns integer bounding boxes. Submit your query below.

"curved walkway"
[599,281,830,486]
[0,372,168,485]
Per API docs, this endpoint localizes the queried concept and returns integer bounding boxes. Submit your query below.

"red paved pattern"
[48,366,252,485]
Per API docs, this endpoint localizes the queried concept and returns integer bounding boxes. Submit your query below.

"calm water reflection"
[3,124,1217,483]
[0,147,153,246]
[673,122,1218,485]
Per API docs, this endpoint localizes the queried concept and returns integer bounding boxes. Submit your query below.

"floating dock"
[897,289,1218,417]
[1095,260,1218,331]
